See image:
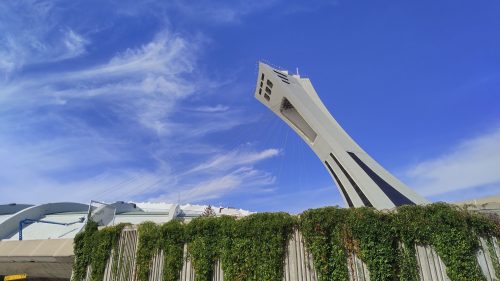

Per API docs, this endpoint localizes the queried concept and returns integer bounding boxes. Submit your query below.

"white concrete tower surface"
[255,62,429,209]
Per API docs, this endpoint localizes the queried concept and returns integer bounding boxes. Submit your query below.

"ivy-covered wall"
[72,203,499,281]
[135,220,185,281]
[186,212,295,281]
[300,204,499,281]
[72,221,129,281]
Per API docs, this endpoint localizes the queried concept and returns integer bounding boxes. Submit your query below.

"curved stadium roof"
[0,201,250,241]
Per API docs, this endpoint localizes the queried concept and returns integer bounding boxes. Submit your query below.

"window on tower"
[279,98,317,143]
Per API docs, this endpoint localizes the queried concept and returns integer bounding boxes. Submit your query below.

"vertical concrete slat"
[493,238,500,259]
[295,229,303,281]
[308,249,318,281]
[355,252,366,281]
[430,246,444,281]
[298,230,307,281]
[425,246,439,281]
[289,231,298,281]
[181,244,189,281]
[434,249,449,281]
[298,231,313,281]
[126,228,139,281]
[478,237,493,281]
[416,245,430,281]
[104,249,113,281]
[283,235,290,281]
[360,253,370,281]
[296,230,302,280]
[295,230,302,281]
[491,238,500,279]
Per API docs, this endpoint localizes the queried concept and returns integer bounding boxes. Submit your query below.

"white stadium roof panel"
[0,201,251,241]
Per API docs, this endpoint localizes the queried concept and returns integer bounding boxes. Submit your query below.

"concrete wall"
[80,228,499,281]
[0,238,74,279]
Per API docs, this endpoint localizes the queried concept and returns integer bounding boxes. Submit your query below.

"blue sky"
[1,0,499,213]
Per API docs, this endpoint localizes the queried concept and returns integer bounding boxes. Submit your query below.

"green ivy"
[90,223,128,281]
[300,207,402,281]
[300,204,499,281]
[136,221,185,281]
[72,220,98,281]
[186,216,224,281]
[486,238,500,280]
[396,242,419,281]
[136,222,160,281]
[160,220,186,281]
[73,203,499,281]
[347,208,399,281]
[395,203,498,281]
[220,212,295,281]
[299,207,349,281]
[186,213,295,281]
[71,221,128,281]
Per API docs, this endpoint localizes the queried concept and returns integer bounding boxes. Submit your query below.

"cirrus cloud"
[404,126,500,200]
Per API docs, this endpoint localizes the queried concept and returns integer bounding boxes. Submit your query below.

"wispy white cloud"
[154,167,276,203]
[0,32,200,135]
[192,105,230,113]
[0,2,91,77]
[63,30,88,56]
[76,34,194,80]
[0,137,278,204]
[165,0,281,24]
[54,29,90,61]
[0,5,274,205]
[404,126,500,198]
[162,0,339,24]
[144,148,280,203]
[186,148,280,175]
[0,167,169,203]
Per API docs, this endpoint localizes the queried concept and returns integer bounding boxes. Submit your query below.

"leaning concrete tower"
[255,62,428,209]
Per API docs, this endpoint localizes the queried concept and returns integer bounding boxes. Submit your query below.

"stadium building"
[0,201,248,280]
